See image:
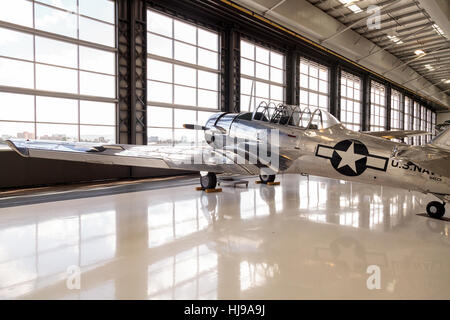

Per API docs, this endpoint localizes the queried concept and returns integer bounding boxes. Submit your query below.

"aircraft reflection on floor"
[0,174,449,299]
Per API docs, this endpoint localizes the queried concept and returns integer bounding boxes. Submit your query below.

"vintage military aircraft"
[6,102,450,218]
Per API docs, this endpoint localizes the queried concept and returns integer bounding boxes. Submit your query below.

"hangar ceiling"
[233,0,450,110]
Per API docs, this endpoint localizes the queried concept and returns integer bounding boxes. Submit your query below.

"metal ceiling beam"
[262,0,286,16]
[394,44,450,58]
[325,0,396,14]
[430,87,450,99]
[320,0,401,44]
[388,40,449,55]
[401,65,449,85]
[409,55,450,65]
[356,24,431,62]
[341,2,417,24]
[362,16,429,37]
[354,9,426,33]
[376,32,440,47]
[402,47,450,62]
[412,61,450,70]
[389,37,449,50]
[382,45,450,75]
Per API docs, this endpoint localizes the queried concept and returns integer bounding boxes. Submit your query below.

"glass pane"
[36,96,78,123]
[39,0,77,11]
[147,58,173,83]
[148,33,173,58]
[174,85,195,106]
[35,36,78,69]
[36,123,78,141]
[0,0,33,28]
[174,109,196,128]
[148,106,172,127]
[310,78,318,91]
[198,29,218,51]
[80,46,115,74]
[35,4,77,38]
[0,92,34,122]
[256,47,269,64]
[300,74,308,88]
[148,11,172,37]
[0,121,35,143]
[198,48,218,69]
[79,0,114,23]
[198,70,218,91]
[80,72,115,98]
[241,78,253,96]
[79,16,115,47]
[241,41,254,60]
[0,28,33,60]
[198,111,214,126]
[0,58,34,88]
[255,81,269,98]
[270,85,283,101]
[174,129,196,145]
[148,128,172,145]
[319,80,328,94]
[174,20,196,45]
[255,63,269,79]
[270,67,283,84]
[174,41,196,64]
[148,80,172,103]
[319,69,328,80]
[240,59,254,77]
[80,125,115,143]
[198,90,218,109]
[80,101,115,125]
[174,65,196,87]
[270,52,283,69]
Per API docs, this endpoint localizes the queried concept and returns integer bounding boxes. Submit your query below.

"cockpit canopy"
[250,101,340,130]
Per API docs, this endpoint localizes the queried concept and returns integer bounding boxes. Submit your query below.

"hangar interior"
[0,0,449,299]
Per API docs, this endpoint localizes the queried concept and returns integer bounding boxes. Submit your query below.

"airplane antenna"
[248,80,255,111]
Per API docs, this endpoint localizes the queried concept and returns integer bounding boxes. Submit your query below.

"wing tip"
[5,139,29,157]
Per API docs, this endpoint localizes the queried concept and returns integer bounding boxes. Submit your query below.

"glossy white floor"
[0,174,449,300]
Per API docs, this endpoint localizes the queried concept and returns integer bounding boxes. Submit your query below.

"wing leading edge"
[6,139,275,176]
[363,130,431,140]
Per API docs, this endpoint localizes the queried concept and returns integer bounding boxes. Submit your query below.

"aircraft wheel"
[259,174,276,184]
[426,201,445,219]
[200,172,217,190]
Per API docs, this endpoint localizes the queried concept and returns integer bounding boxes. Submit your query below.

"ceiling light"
[338,0,357,4]
[414,49,425,56]
[387,35,403,44]
[445,80,450,84]
[425,64,434,71]
[432,24,445,37]
[348,4,362,13]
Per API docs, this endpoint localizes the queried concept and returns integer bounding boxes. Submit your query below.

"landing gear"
[426,201,445,219]
[200,172,217,190]
[259,174,276,184]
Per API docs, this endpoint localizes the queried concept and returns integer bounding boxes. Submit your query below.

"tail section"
[431,126,450,150]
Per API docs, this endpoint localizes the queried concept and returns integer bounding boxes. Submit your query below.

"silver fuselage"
[214,114,449,197]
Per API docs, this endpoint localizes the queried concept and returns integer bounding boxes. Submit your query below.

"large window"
[431,111,436,140]
[300,57,329,112]
[340,71,361,131]
[146,9,219,146]
[404,96,413,144]
[240,40,285,112]
[390,89,403,130]
[0,0,116,144]
[369,81,386,131]
[413,101,421,145]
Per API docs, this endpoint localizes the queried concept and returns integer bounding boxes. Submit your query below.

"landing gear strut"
[259,174,276,184]
[200,172,217,190]
[426,201,445,219]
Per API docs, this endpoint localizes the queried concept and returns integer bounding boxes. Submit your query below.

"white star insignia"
[336,142,366,174]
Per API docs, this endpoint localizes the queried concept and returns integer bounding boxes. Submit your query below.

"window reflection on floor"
[0,209,116,298]
[147,245,217,299]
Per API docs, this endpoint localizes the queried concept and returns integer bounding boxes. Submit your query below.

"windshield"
[252,102,340,129]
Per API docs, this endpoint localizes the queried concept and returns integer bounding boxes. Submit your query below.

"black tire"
[200,172,217,189]
[259,174,276,184]
[426,201,445,219]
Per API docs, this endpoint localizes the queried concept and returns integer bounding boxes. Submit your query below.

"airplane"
[6,102,450,219]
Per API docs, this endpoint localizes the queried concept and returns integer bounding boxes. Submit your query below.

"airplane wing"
[393,144,450,177]
[363,130,431,140]
[6,139,280,176]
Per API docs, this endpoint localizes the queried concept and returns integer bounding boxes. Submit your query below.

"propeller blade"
[183,124,207,130]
